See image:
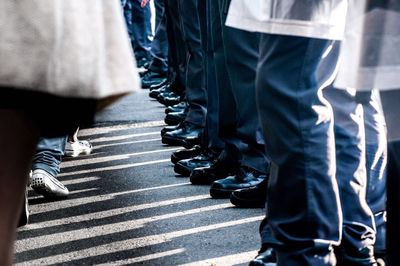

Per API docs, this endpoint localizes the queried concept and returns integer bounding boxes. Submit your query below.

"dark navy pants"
[178,0,207,127]
[256,35,342,265]
[149,0,169,74]
[131,0,152,61]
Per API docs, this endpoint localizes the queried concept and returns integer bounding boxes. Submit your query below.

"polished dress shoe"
[141,70,167,89]
[162,122,202,148]
[190,151,240,185]
[157,91,182,106]
[174,148,220,177]
[161,123,181,136]
[165,109,187,125]
[249,247,277,266]
[210,166,266,199]
[335,246,378,266]
[165,101,187,114]
[171,145,202,164]
[230,177,267,208]
[149,79,169,91]
[149,85,170,99]
[136,57,150,69]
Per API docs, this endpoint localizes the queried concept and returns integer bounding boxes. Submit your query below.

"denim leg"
[32,136,67,177]
[131,0,152,60]
[256,34,340,265]
[121,0,134,46]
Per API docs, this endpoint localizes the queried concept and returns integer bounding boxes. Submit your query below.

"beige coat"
[0,0,140,99]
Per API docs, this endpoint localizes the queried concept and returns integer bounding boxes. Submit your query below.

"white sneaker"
[31,169,69,198]
[65,140,93,157]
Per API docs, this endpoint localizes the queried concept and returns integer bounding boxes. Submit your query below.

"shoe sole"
[190,174,221,185]
[164,116,183,126]
[174,163,192,177]
[182,138,199,149]
[209,188,234,199]
[230,194,265,208]
[162,136,185,147]
[65,149,91,158]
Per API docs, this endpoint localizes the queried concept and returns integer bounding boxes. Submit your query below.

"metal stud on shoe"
[30,169,69,198]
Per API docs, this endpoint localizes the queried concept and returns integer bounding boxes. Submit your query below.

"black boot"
[171,145,203,164]
[230,177,268,208]
[161,121,203,148]
[249,246,277,266]
[174,148,221,177]
[210,166,266,199]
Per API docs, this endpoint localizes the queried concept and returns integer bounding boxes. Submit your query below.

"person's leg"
[131,0,152,65]
[32,136,67,177]
[31,136,69,198]
[256,34,339,265]
[378,90,400,266]
[324,87,377,264]
[142,0,169,88]
[0,110,39,265]
[178,0,207,128]
[357,90,387,258]
[148,4,169,75]
[219,0,268,174]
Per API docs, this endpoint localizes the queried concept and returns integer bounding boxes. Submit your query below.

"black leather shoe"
[136,57,150,69]
[230,177,267,208]
[249,247,277,266]
[166,101,187,114]
[149,84,171,99]
[190,151,240,185]
[149,80,169,91]
[165,110,187,126]
[335,246,377,266]
[171,145,202,164]
[162,122,202,148]
[161,124,181,137]
[174,149,220,177]
[157,92,182,106]
[210,166,266,199]
[141,71,167,89]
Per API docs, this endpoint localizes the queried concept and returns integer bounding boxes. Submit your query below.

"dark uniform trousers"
[131,0,152,61]
[149,0,169,75]
[208,0,269,173]
[256,35,379,265]
[165,0,207,127]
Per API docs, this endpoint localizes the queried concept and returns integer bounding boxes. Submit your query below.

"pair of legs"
[256,35,376,265]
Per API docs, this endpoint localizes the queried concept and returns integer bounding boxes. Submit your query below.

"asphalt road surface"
[15,89,265,265]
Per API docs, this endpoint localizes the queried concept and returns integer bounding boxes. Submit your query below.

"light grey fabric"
[335,1,400,90]
[226,0,400,91]
[0,0,140,99]
[225,0,347,40]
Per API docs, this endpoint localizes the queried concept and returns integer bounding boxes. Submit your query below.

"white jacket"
[226,0,348,40]
[0,0,140,99]
[226,0,400,91]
